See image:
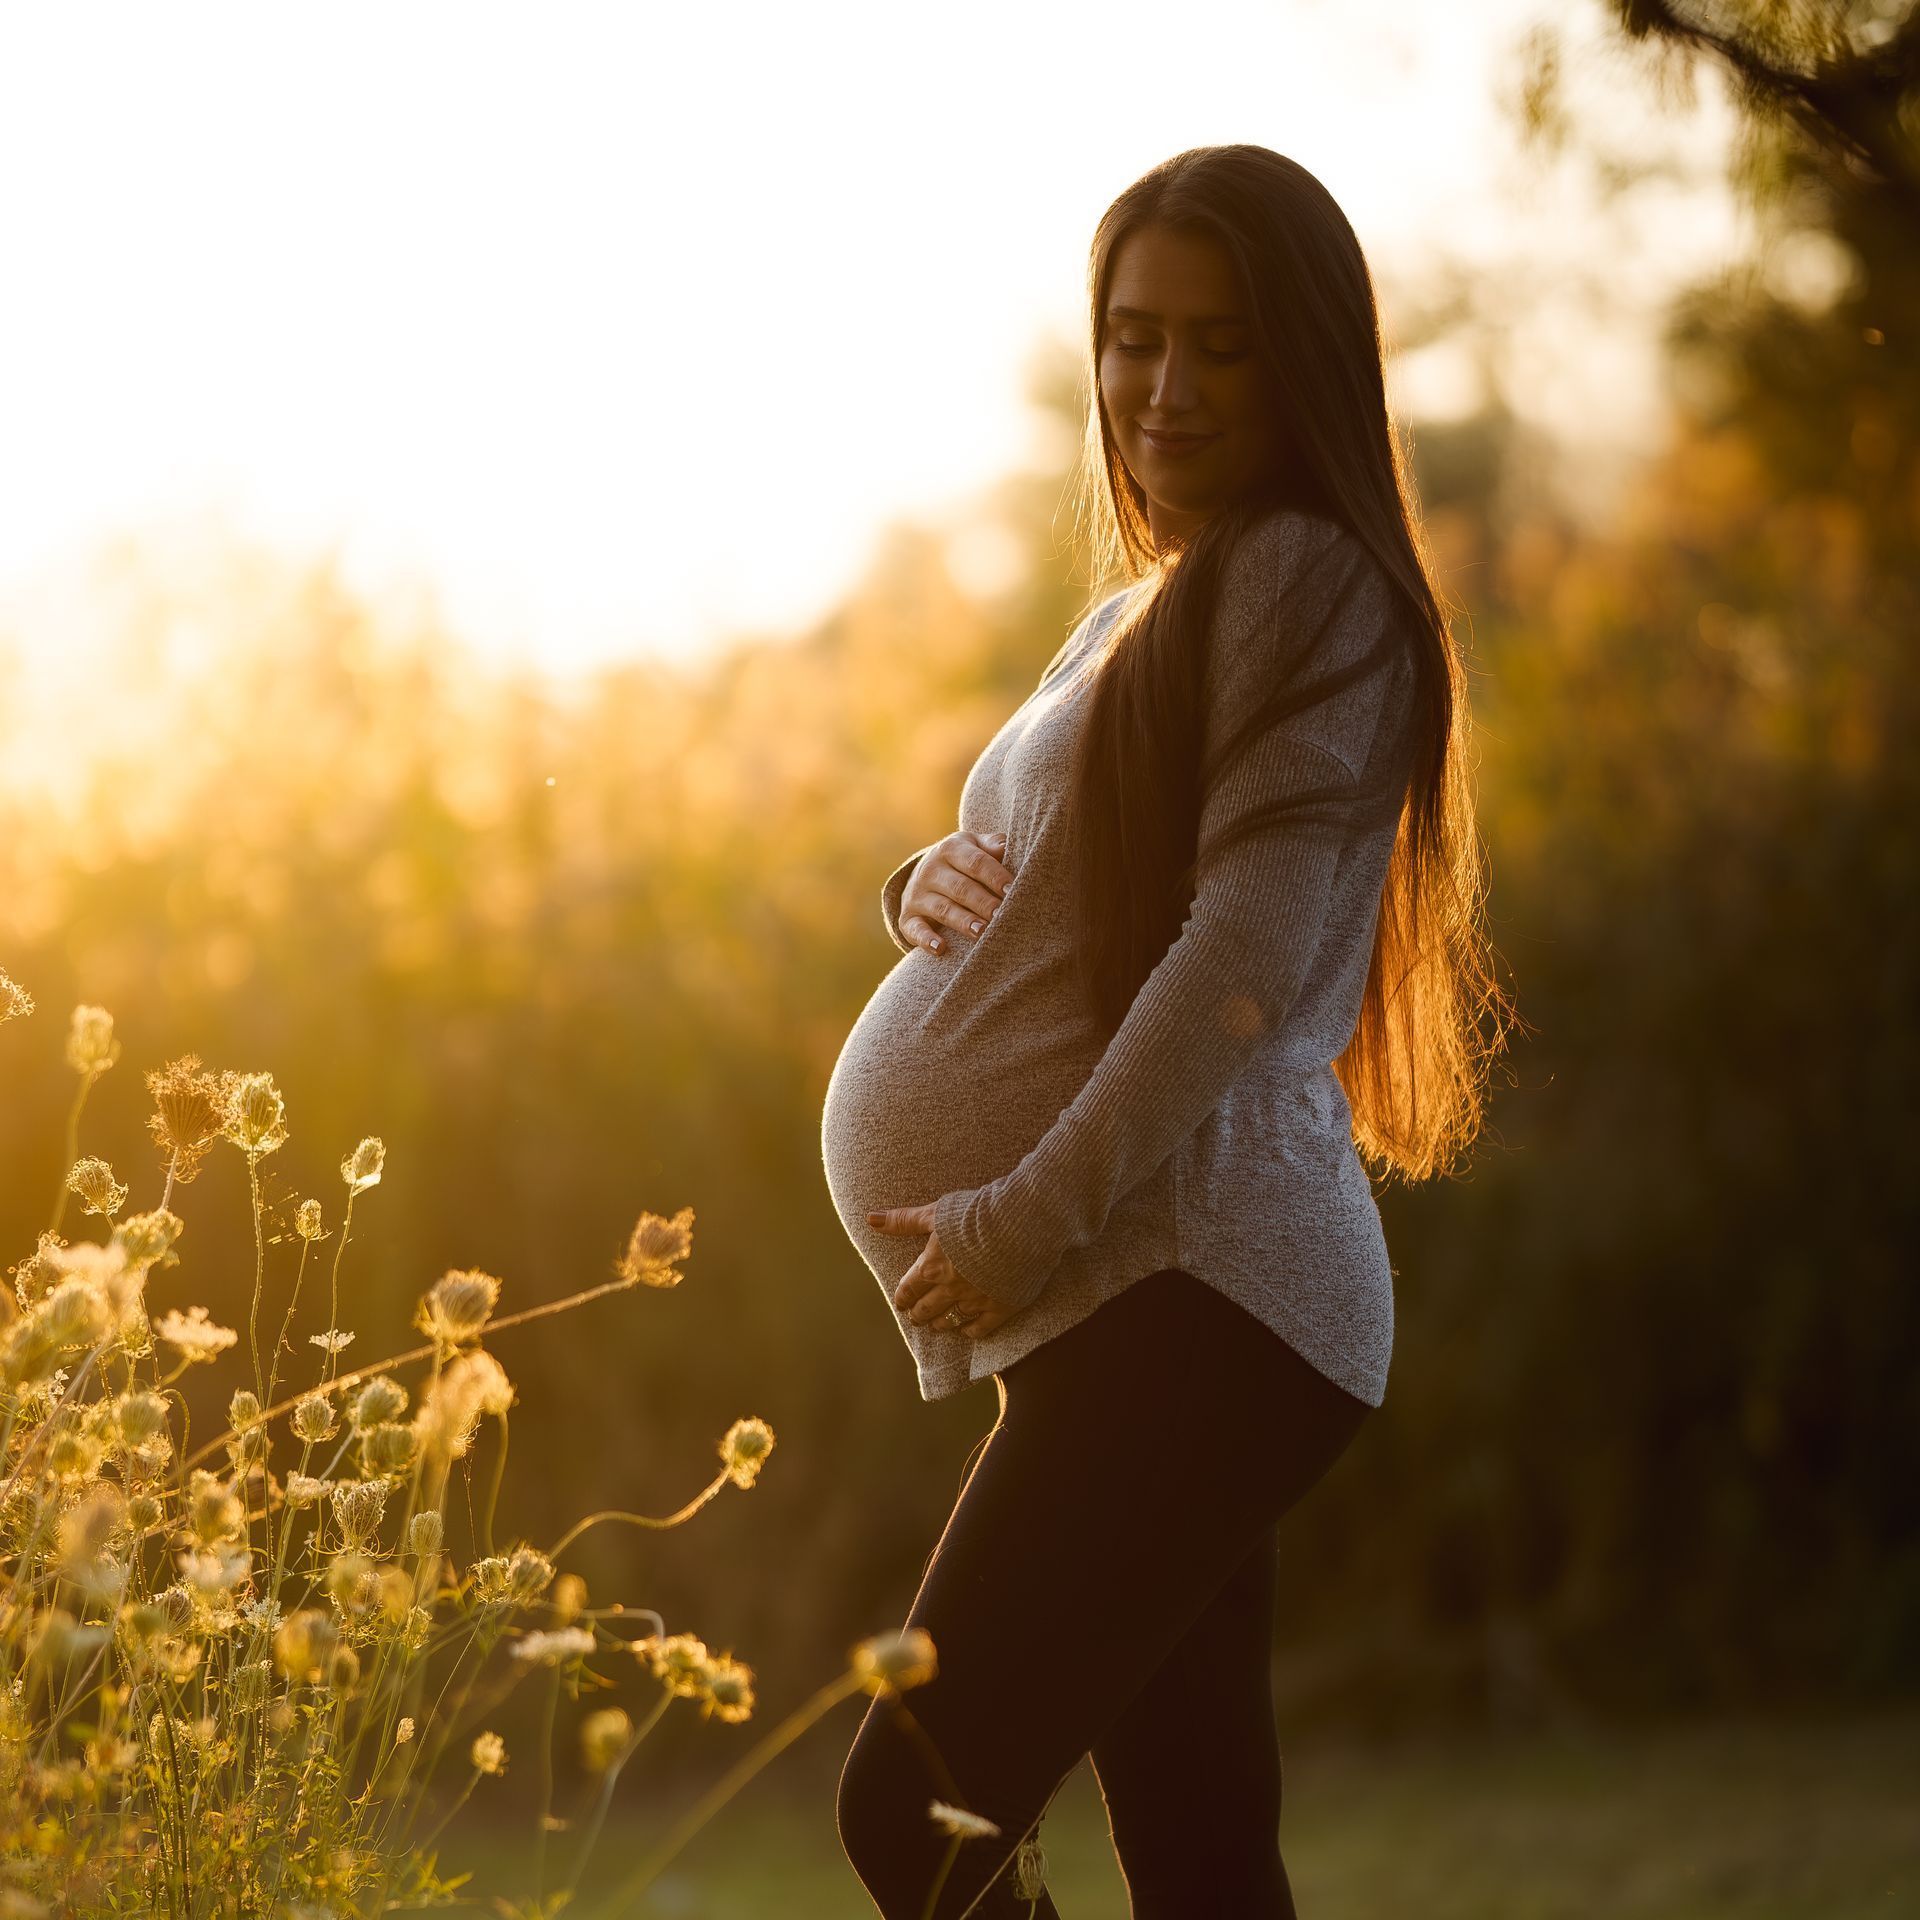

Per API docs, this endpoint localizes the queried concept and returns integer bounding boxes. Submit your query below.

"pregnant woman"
[822,144,1507,1918]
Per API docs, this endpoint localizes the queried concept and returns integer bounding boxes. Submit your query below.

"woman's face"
[1097,223,1285,549]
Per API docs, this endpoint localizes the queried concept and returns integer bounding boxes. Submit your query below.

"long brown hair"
[1066,145,1515,1184]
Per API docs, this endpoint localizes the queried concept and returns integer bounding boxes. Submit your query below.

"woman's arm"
[931,510,1415,1313]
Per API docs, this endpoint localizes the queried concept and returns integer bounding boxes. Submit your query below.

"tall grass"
[0,969,1019,1919]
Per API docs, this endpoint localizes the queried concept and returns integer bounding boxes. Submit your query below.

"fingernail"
[970,919,983,934]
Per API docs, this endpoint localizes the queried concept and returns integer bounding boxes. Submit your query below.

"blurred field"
[443,1704,1920,1918]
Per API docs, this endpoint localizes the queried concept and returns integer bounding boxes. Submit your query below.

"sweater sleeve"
[882,844,937,955]
[931,510,1414,1313]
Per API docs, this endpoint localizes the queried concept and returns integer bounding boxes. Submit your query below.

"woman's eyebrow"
[1106,304,1249,325]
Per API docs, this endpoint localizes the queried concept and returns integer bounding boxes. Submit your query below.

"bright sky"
[0,0,1747,699]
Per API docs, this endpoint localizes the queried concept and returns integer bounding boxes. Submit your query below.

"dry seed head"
[329,1478,387,1548]
[615,1205,694,1288]
[415,1269,501,1347]
[851,1627,938,1695]
[359,1421,415,1475]
[308,1327,355,1354]
[327,1642,361,1690]
[144,1056,227,1186]
[578,1707,632,1772]
[0,967,33,1023]
[228,1389,263,1431]
[222,1071,288,1157]
[153,1305,239,1366]
[291,1391,338,1443]
[395,1715,415,1745]
[295,1198,325,1241]
[551,1572,587,1623]
[471,1730,507,1776]
[351,1375,407,1428]
[116,1390,170,1447]
[720,1416,775,1489]
[342,1137,385,1195]
[506,1545,554,1601]
[127,1491,165,1532]
[10,1231,67,1311]
[407,1509,443,1556]
[67,1157,128,1218]
[187,1471,244,1544]
[66,1005,120,1077]
[286,1473,329,1507]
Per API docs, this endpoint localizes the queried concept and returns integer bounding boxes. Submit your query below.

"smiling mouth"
[1141,429,1219,452]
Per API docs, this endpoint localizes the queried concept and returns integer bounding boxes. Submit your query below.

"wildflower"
[273,1608,340,1685]
[407,1509,443,1557]
[719,1415,775,1489]
[395,1715,415,1745]
[359,1421,415,1474]
[504,1544,553,1600]
[221,1070,288,1157]
[851,1627,938,1696]
[178,1544,252,1594]
[701,1653,755,1724]
[376,1565,415,1623]
[154,1305,238,1365]
[188,1470,245,1543]
[0,966,33,1022]
[9,1232,67,1311]
[614,1205,694,1288]
[633,1631,712,1699]
[239,1595,283,1634]
[285,1473,329,1507]
[413,1268,501,1348]
[110,1207,185,1274]
[66,1156,128,1219]
[291,1391,337,1443]
[325,1552,380,1615]
[4,1280,114,1386]
[929,1800,1001,1841]
[308,1328,355,1354]
[329,1478,387,1549]
[229,1659,274,1707]
[66,1005,120,1078]
[144,1055,227,1186]
[471,1731,507,1776]
[350,1375,407,1428]
[579,1708,632,1772]
[342,1137,385,1194]
[412,1348,514,1463]
[228,1388,263,1431]
[295,1198,326,1240]
[126,1491,165,1531]
[509,1626,596,1666]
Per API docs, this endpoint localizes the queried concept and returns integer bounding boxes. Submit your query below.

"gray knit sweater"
[820,507,1419,1406]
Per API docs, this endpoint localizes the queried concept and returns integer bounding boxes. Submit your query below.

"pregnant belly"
[820,948,1096,1279]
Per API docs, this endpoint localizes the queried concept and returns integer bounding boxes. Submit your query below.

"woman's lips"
[1141,429,1219,458]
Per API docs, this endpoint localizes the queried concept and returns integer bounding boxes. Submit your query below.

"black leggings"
[836,1267,1372,1919]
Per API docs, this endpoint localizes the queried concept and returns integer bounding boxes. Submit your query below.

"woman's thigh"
[837,1269,1368,1918]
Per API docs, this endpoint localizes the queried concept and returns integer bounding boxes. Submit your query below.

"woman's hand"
[900,829,1014,955]
[867,1200,1017,1341]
